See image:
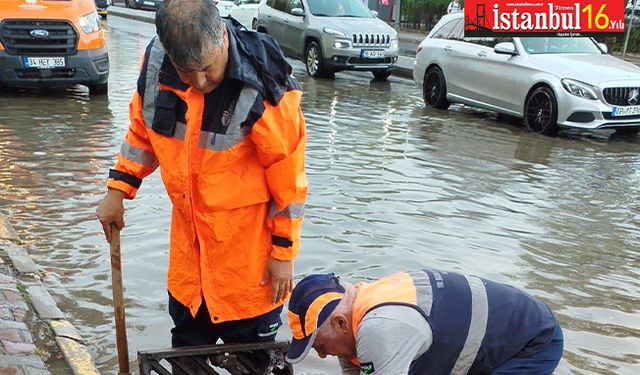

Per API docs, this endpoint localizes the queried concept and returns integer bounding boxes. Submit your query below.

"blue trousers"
[492,324,564,375]
[168,292,283,347]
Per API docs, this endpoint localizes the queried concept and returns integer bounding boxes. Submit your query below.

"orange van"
[0,0,109,94]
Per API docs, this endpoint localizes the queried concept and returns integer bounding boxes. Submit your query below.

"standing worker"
[286,270,563,374]
[447,0,461,14]
[96,0,307,348]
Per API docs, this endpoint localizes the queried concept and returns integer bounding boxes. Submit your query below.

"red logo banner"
[464,0,626,37]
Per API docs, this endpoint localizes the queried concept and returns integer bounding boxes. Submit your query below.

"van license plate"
[23,57,65,69]
[612,105,640,117]
[361,50,384,58]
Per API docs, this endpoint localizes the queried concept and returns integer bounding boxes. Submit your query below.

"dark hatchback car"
[95,0,111,19]
[124,0,164,10]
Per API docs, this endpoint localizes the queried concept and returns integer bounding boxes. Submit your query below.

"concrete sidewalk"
[0,216,99,375]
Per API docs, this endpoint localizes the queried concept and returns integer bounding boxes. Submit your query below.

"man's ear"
[223,27,229,49]
[331,315,349,334]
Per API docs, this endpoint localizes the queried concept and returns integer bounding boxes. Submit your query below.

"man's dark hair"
[156,0,225,71]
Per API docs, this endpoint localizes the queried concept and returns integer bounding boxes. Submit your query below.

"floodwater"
[0,15,638,375]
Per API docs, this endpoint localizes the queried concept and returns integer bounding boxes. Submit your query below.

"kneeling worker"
[286,270,563,374]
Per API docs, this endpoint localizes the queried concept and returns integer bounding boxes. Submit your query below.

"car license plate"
[361,49,384,59]
[23,57,65,69]
[144,1,154,5]
[612,105,640,117]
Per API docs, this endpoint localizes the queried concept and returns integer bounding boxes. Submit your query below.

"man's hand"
[261,257,293,305]
[96,188,126,243]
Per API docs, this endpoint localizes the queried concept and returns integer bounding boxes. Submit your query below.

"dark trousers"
[492,324,564,375]
[168,292,283,347]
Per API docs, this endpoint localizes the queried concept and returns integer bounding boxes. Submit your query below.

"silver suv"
[256,0,399,79]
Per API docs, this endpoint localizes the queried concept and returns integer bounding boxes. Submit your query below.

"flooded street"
[0,15,639,375]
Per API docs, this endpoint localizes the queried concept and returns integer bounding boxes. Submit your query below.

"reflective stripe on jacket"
[351,270,558,375]
[107,20,307,323]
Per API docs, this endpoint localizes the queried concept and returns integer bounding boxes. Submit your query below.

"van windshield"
[307,0,373,18]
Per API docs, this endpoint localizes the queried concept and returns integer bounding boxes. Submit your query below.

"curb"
[0,214,100,375]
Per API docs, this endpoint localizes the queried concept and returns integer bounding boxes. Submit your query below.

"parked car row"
[412,12,640,135]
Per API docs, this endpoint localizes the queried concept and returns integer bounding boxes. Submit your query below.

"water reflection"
[0,15,638,375]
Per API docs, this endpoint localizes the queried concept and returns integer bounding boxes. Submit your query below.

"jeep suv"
[0,0,109,94]
[256,0,399,79]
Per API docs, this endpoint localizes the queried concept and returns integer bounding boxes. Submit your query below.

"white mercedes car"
[413,13,640,135]
[230,0,261,30]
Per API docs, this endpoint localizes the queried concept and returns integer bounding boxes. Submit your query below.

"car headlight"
[390,40,399,50]
[323,27,347,37]
[561,79,598,100]
[79,10,101,34]
[333,41,351,49]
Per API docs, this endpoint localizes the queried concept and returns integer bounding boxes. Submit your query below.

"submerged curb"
[0,214,100,375]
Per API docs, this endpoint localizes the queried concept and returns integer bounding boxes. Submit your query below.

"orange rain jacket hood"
[107,19,307,323]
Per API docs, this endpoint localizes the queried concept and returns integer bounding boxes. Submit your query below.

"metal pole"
[110,224,131,375]
[623,0,638,57]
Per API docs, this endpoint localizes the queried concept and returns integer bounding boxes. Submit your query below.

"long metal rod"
[110,224,131,375]
[623,0,638,57]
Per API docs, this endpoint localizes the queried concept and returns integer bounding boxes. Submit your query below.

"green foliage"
[400,0,462,30]
[623,29,640,53]
[400,0,464,30]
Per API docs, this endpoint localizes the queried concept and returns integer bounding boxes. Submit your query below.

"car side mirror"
[370,10,379,17]
[494,42,518,56]
[597,42,608,54]
[291,7,304,16]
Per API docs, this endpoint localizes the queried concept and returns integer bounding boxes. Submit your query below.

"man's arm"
[97,89,158,242]
[250,85,308,303]
[354,305,433,375]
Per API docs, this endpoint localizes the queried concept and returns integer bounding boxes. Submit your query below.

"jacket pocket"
[257,305,283,342]
[152,90,186,137]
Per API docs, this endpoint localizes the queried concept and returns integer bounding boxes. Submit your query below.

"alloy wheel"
[526,91,553,133]
[306,45,319,76]
[424,71,442,106]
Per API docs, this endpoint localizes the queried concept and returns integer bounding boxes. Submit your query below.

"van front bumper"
[0,47,109,89]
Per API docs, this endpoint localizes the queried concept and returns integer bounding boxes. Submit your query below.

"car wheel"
[524,86,558,135]
[305,41,328,78]
[372,70,392,80]
[251,18,257,30]
[89,82,108,95]
[614,127,640,136]
[422,67,450,110]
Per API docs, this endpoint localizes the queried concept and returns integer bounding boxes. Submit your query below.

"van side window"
[267,0,276,7]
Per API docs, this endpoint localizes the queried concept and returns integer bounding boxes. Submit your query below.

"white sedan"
[215,0,236,17]
[229,0,261,30]
[413,13,640,135]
